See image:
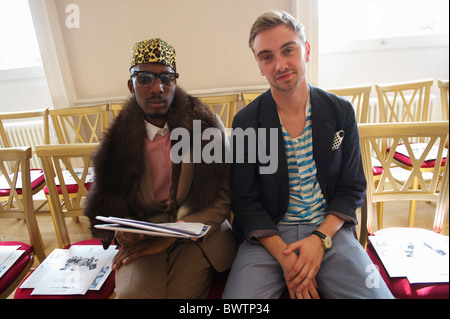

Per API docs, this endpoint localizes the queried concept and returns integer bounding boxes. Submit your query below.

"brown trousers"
[114,240,215,299]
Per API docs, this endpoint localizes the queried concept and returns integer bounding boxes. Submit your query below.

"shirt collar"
[144,120,170,141]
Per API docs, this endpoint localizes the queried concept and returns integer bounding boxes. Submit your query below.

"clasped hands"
[281,235,325,299]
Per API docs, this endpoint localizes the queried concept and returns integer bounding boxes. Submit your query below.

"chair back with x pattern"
[49,104,109,144]
[198,94,239,128]
[375,79,433,124]
[0,147,46,262]
[327,85,372,123]
[36,143,99,248]
[358,121,449,244]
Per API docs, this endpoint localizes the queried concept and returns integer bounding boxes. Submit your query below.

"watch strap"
[312,230,326,240]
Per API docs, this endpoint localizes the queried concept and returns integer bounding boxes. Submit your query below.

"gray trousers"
[222,224,394,299]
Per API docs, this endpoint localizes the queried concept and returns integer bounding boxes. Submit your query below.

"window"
[0,0,52,112]
[0,0,42,70]
[319,0,449,53]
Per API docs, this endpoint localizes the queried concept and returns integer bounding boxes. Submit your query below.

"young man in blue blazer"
[222,11,393,299]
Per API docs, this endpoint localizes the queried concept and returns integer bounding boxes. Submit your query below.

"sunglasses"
[131,71,179,88]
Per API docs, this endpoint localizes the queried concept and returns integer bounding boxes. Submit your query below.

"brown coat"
[84,86,236,272]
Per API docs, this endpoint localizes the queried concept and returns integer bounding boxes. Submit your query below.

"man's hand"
[282,235,324,298]
[112,231,177,270]
[258,235,320,299]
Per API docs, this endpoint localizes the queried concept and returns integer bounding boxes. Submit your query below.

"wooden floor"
[1,197,448,298]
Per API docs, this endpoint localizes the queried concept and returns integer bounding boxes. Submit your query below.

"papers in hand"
[95,216,211,239]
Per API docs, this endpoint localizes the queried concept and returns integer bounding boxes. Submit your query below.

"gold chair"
[0,147,46,298]
[0,109,50,213]
[438,80,449,121]
[110,102,125,119]
[326,85,372,123]
[36,143,99,248]
[199,94,239,128]
[326,85,384,226]
[358,121,449,242]
[375,79,433,123]
[0,109,50,168]
[241,92,264,107]
[49,104,109,144]
[358,121,449,299]
[375,79,436,227]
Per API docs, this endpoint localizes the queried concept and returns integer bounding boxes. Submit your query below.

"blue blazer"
[230,85,366,245]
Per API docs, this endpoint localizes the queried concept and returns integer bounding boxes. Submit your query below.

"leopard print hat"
[129,38,176,71]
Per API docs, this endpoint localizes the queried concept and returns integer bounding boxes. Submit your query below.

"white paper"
[369,228,449,283]
[0,249,25,279]
[0,245,20,265]
[54,167,95,186]
[21,245,117,295]
[89,250,117,290]
[95,216,210,238]
[0,170,44,189]
[395,143,448,162]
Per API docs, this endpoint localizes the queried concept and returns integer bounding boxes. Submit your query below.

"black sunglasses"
[131,71,179,88]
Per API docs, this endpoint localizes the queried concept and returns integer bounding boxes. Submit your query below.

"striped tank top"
[279,99,327,225]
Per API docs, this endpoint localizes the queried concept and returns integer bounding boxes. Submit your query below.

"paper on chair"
[369,228,449,284]
[20,245,117,295]
[395,143,447,162]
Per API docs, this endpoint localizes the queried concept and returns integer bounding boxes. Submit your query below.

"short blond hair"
[249,11,306,52]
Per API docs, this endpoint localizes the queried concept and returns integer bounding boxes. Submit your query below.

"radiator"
[2,118,56,169]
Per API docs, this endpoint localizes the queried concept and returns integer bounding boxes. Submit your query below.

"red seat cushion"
[44,182,93,195]
[0,241,33,296]
[367,240,449,299]
[372,166,383,175]
[14,239,115,299]
[0,169,45,196]
[394,152,446,168]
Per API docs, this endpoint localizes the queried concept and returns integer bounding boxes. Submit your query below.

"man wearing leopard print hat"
[84,38,236,298]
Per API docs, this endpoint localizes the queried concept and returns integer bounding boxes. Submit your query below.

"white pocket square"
[332,130,345,151]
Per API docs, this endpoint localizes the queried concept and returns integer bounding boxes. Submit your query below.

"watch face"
[324,237,332,249]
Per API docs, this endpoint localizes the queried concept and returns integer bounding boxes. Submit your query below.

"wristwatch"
[312,230,332,250]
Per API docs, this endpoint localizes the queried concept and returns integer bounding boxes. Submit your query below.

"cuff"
[247,229,280,245]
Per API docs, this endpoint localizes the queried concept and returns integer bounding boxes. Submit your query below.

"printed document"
[20,245,117,295]
[369,228,449,283]
[95,216,210,238]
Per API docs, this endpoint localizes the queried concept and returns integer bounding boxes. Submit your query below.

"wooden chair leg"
[408,177,419,227]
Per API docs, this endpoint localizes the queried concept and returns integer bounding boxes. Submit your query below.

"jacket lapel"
[257,91,289,194]
[310,85,335,193]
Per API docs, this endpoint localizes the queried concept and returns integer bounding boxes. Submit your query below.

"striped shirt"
[279,99,327,225]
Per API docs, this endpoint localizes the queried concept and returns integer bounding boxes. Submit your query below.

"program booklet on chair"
[369,228,449,284]
[20,245,117,295]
